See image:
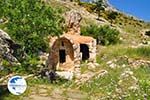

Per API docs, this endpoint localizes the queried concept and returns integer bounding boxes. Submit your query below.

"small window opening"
[80,44,89,61]
[59,50,66,63]
[61,42,64,46]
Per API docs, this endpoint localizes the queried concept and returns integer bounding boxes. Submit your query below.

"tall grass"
[126,46,150,59]
[98,45,150,61]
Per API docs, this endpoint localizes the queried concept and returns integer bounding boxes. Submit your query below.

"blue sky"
[108,0,150,22]
[81,0,150,22]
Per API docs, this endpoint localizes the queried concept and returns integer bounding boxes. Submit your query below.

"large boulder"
[0,29,21,66]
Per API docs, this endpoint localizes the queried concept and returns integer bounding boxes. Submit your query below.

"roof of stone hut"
[61,34,95,44]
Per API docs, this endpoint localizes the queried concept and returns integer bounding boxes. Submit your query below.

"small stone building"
[47,10,96,77]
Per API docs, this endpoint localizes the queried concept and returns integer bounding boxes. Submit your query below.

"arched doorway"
[59,49,66,63]
[50,37,74,71]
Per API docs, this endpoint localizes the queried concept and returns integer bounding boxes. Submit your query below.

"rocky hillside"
[0,30,20,70]
[0,0,150,100]
[50,0,150,45]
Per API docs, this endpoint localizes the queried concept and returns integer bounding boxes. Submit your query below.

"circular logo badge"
[7,76,27,95]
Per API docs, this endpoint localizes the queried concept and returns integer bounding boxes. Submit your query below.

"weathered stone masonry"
[47,10,96,78]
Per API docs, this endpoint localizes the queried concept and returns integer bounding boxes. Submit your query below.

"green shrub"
[81,25,120,45]
[79,2,96,13]
[81,24,99,36]
[97,25,120,45]
[21,56,40,74]
[0,0,63,74]
[0,0,63,56]
[93,0,105,18]
[107,11,118,24]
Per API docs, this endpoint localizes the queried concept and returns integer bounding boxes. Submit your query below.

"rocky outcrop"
[106,55,150,69]
[0,29,21,66]
[75,70,108,86]
[64,10,82,35]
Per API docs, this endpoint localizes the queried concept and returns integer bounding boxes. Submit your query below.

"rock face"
[64,10,82,35]
[0,29,21,66]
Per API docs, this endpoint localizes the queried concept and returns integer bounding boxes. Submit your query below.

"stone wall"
[48,37,75,71]
[47,35,97,78]
[84,40,97,63]
[47,10,97,79]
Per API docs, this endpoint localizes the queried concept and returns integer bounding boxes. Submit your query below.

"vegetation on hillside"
[0,0,64,74]
[79,1,150,44]
[81,25,120,45]
[94,0,106,18]
[1,0,150,99]
[0,0,63,56]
